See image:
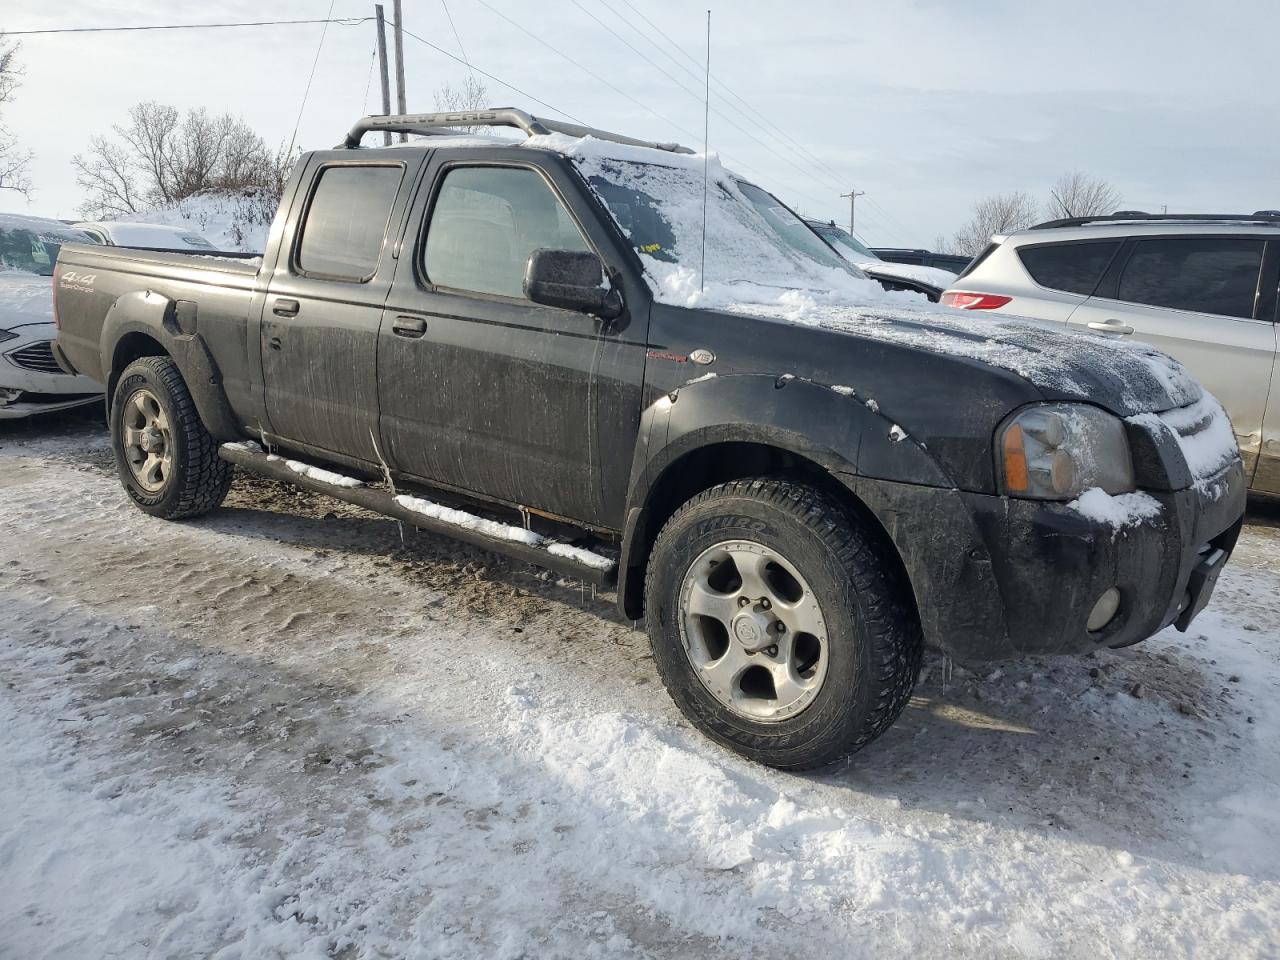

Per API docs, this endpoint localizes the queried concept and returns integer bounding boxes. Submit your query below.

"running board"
[218,442,618,587]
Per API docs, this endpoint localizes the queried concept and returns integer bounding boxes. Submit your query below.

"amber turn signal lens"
[1002,423,1029,493]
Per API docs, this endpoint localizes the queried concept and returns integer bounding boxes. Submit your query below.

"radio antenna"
[699,9,711,293]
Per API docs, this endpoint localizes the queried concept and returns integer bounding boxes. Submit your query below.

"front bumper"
[849,459,1246,662]
[1,323,102,404]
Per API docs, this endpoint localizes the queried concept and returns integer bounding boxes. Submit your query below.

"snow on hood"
[717,290,1203,416]
[521,134,1204,416]
[0,272,54,328]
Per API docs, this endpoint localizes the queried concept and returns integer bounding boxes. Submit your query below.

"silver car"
[942,213,1280,496]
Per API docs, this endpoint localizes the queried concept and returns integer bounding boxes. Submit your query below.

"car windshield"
[572,150,875,304]
[0,222,96,276]
[807,220,879,262]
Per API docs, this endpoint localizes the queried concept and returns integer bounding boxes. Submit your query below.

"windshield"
[807,220,879,262]
[572,151,878,305]
[0,223,96,276]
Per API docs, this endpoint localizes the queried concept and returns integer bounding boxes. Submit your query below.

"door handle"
[272,298,300,318]
[1087,319,1134,335]
[392,315,427,338]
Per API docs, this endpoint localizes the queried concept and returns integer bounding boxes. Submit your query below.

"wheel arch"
[101,291,240,441]
[616,432,916,626]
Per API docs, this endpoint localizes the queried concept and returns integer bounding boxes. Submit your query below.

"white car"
[805,219,959,301]
[1,214,103,419]
[73,221,215,250]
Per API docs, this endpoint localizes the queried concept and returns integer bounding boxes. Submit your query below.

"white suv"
[942,213,1280,496]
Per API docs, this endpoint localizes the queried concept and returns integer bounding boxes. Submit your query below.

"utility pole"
[840,188,866,238]
[392,0,407,142]
[374,4,392,145]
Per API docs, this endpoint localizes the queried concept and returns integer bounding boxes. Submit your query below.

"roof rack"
[1031,212,1280,230]
[340,107,694,154]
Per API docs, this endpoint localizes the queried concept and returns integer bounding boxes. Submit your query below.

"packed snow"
[280,458,364,489]
[2,420,1279,958]
[1069,488,1165,527]
[395,492,543,545]
[545,541,617,571]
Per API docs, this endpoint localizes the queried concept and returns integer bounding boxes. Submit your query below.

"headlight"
[997,403,1134,499]
[0,329,15,344]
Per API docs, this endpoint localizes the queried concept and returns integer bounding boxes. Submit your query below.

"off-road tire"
[645,478,922,770]
[111,356,232,520]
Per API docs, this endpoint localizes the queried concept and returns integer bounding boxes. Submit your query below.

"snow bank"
[1069,488,1164,527]
[111,188,278,253]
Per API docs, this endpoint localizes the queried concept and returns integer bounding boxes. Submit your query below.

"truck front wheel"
[111,356,232,520]
[645,478,922,770]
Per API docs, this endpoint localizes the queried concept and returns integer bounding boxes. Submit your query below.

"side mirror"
[524,248,623,320]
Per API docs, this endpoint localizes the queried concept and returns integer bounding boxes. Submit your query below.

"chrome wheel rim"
[678,539,829,722]
[121,388,173,493]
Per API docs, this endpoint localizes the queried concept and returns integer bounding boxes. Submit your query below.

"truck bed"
[54,243,263,387]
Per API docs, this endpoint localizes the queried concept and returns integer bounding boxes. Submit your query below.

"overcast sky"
[5,0,1278,247]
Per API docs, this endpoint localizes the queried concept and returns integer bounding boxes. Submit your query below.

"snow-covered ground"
[2,416,1278,959]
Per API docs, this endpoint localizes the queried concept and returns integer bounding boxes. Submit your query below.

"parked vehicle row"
[0,214,214,420]
[51,108,1245,769]
[941,213,1280,495]
[803,218,958,301]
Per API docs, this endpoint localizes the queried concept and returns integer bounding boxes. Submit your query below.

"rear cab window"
[1016,240,1122,295]
[296,164,405,281]
[1116,237,1265,319]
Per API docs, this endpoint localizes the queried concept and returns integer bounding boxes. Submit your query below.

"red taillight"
[941,291,1012,310]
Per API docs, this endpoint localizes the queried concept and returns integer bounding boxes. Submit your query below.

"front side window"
[297,165,404,280]
[423,166,590,299]
[1017,240,1121,295]
[1117,237,1264,319]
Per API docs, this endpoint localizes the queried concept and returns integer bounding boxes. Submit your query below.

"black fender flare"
[616,373,966,619]
[100,290,241,442]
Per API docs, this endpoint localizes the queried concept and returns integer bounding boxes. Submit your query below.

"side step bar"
[218,443,618,587]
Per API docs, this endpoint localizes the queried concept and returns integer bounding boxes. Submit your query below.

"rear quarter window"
[1016,240,1121,295]
[297,164,405,281]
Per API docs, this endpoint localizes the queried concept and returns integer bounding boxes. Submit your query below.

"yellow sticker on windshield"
[639,242,661,254]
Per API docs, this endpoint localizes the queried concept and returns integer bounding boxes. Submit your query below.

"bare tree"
[432,76,490,134]
[1047,171,1122,220]
[74,102,295,218]
[0,36,32,197]
[949,191,1042,257]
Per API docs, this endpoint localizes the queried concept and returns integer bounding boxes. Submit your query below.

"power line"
[438,0,475,83]
[397,24,586,124]
[5,18,373,36]
[468,0,702,142]
[286,0,338,159]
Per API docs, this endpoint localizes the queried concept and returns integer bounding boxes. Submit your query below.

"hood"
[0,272,55,330]
[725,297,1201,417]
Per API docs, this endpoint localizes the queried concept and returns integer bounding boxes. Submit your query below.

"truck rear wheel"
[111,356,232,520]
[645,478,922,770]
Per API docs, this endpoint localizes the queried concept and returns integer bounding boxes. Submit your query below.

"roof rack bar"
[1031,212,1280,230]
[341,107,694,154]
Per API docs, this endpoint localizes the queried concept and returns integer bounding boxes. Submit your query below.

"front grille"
[5,340,66,375]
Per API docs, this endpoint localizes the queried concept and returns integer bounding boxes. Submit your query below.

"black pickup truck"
[52,109,1246,769]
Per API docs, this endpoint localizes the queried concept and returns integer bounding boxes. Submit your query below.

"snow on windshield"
[526,134,893,309]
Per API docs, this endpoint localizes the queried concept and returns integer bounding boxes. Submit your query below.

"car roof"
[1003,218,1280,245]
